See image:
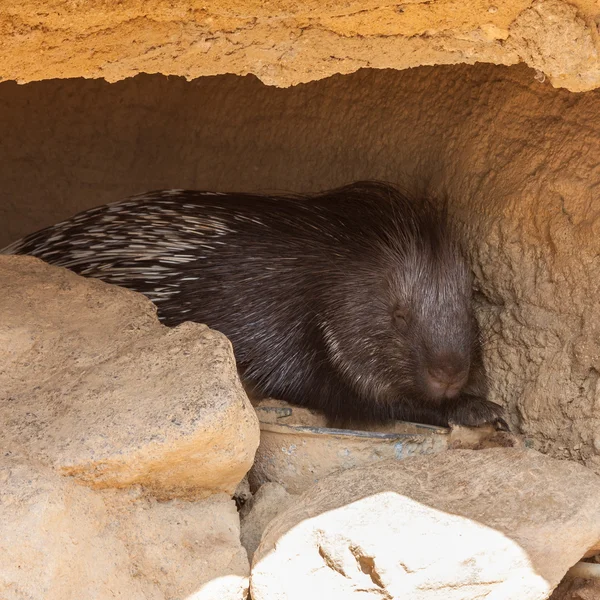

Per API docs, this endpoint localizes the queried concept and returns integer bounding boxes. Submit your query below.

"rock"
[0,255,260,498]
[2,0,600,92]
[506,0,599,93]
[240,482,295,560]
[250,398,522,495]
[251,448,600,600]
[0,451,249,600]
[117,493,250,600]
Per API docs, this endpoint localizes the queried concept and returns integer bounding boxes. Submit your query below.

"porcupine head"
[316,200,484,420]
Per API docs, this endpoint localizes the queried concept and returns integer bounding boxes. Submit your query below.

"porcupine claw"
[446,397,510,432]
[493,417,511,432]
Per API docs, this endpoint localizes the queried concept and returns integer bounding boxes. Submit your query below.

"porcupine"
[1,181,508,430]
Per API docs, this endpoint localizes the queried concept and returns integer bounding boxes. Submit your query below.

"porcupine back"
[1,182,489,425]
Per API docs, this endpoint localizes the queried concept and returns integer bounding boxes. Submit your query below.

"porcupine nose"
[426,354,469,399]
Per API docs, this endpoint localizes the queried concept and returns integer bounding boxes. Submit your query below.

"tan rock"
[0,255,260,498]
[240,482,295,560]
[0,451,249,600]
[116,493,250,600]
[506,0,599,92]
[1,0,600,92]
[251,448,600,600]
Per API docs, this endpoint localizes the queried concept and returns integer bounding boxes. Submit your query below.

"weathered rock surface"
[240,482,295,560]
[250,448,600,600]
[1,0,600,92]
[0,255,259,498]
[0,451,249,600]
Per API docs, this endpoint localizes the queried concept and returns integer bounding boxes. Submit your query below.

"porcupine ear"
[392,304,409,332]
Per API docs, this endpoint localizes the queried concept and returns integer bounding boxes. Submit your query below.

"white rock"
[251,448,600,600]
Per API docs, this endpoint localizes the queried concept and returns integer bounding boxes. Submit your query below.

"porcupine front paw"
[445,396,510,432]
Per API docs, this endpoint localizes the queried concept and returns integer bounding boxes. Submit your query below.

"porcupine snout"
[425,352,470,400]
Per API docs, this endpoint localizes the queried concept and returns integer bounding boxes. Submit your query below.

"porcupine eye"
[392,305,409,333]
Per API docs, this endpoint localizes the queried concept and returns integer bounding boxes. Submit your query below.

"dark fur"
[1,181,507,429]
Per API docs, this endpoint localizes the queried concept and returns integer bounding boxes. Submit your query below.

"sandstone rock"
[1,0,600,92]
[0,255,259,498]
[251,448,600,600]
[0,451,249,600]
[240,482,295,560]
[506,0,599,92]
